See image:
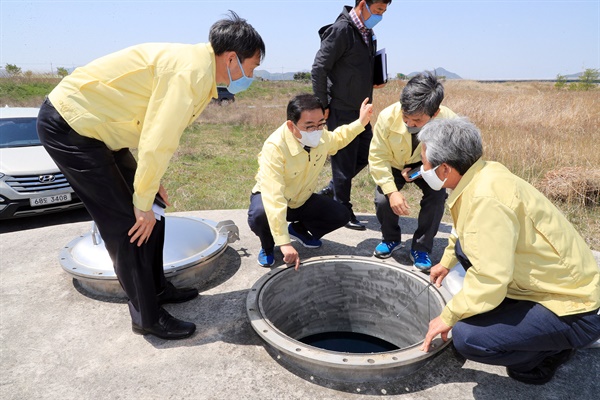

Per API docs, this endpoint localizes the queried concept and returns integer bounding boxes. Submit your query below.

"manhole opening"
[299,331,400,353]
[259,260,443,351]
[249,257,454,383]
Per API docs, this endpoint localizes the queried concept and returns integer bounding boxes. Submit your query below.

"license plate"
[30,193,72,207]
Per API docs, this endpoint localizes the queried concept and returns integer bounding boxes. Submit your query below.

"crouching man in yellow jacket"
[248,94,373,269]
[418,118,600,385]
[37,12,265,340]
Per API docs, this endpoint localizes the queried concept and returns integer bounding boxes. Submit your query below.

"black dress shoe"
[346,216,366,231]
[132,308,196,340]
[157,281,199,305]
[318,186,334,198]
[506,349,575,385]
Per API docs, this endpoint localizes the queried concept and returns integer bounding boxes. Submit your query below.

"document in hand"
[374,48,388,85]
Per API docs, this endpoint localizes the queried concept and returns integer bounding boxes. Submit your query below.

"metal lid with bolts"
[59,216,239,297]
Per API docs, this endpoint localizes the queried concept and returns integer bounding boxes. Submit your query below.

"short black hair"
[209,11,266,62]
[356,0,393,6]
[287,94,325,124]
[400,72,445,117]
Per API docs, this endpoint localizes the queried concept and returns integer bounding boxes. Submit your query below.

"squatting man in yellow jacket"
[418,118,600,385]
[368,72,456,268]
[37,12,265,340]
[248,94,373,269]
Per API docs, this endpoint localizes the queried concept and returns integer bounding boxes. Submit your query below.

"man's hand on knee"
[388,191,410,216]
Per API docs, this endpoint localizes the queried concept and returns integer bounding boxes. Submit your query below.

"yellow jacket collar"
[447,158,486,208]
[390,103,410,134]
[283,124,305,156]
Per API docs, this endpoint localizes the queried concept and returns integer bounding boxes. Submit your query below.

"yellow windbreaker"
[440,159,600,326]
[49,43,218,211]
[252,120,365,246]
[369,103,456,195]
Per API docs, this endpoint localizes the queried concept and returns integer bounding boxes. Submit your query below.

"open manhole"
[59,216,239,297]
[247,256,453,383]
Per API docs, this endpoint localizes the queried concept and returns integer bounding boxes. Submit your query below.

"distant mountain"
[408,68,462,80]
[254,70,297,81]
[565,72,583,79]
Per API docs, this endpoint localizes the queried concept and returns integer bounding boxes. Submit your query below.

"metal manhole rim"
[247,255,453,369]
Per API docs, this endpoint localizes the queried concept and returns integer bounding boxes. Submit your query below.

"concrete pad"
[1,209,599,399]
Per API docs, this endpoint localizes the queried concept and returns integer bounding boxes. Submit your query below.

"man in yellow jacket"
[37,12,265,340]
[418,118,600,385]
[368,72,456,268]
[248,94,373,269]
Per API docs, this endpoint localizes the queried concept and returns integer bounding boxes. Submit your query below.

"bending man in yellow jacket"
[37,12,265,340]
[369,72,456,268]
[419,118,600,385]
[248,94,372,269]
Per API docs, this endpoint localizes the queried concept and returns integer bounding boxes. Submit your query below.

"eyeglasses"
[296,122,327,132]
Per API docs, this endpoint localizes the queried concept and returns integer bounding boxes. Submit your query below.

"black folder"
[374,48,388,85]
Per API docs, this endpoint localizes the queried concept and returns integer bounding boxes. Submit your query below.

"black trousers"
[326,107,371,212]
[37,99,166,328]
[247,192,350,251]
[374,165,446,253]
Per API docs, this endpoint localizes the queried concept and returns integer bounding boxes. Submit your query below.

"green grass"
[0,76,59,105]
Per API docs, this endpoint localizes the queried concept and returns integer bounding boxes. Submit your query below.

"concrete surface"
[1,208,599,400]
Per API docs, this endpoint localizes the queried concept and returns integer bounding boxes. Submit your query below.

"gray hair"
[400,72,444,117]
[417,117,483,175]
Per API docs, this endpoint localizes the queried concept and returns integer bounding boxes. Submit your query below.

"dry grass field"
[2,77,598,249]
[174,79,599,249]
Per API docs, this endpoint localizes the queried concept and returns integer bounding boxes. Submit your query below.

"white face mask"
[420,165,447,191]
[295,127,323,148]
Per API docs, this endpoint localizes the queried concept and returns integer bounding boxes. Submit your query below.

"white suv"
[0,107,83,219]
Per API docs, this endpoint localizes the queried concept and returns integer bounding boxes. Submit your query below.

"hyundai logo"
[39,175,56,183]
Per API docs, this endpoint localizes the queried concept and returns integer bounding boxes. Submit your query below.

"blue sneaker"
[257,248,275,267]
[288,223,322,248]
[373,241,401,259]
[410,250,432,271]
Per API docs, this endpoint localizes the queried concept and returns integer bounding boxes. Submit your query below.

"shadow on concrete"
[135,287,263,349]
[73,279,128,304]
[0,207,91,234]
[199,245,244,292]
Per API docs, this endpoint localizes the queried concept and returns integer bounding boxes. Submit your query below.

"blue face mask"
[227,55,254,94]
[364,4,383,29]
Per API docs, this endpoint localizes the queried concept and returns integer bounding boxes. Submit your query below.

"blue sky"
[1,0,598,80]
